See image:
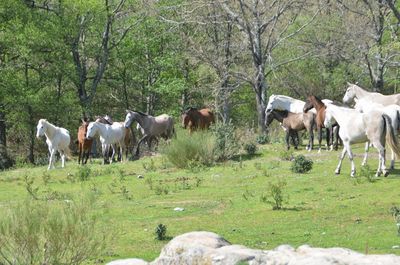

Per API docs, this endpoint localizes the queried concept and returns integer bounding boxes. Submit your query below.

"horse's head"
[86,122,97,140]
[264,109,275,128]
[303,96,315,113]
[343,82,357,104]
[266,94,277,113]
[124,110,136,128]
[181,113,190,128]
[36,119,47,138]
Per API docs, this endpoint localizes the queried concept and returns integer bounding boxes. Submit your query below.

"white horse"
[266,94,333,114]
[354,98,400,169]
[324,104,400,177]
[343,83,400,105]
[36,119,71,170]
[86,121,128,164]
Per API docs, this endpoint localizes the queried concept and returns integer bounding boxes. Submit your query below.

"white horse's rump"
[36,119,71,170]
[324,104,400,177]
[86,121,128,164]
[343,83,400,105]
[266,94,332,114]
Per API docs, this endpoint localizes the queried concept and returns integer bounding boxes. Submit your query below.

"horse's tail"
[383,114,400,158]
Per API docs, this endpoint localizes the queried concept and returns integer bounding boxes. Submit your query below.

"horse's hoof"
[351,171,355,177]
[335,170,340,175]
[384,171,389,177]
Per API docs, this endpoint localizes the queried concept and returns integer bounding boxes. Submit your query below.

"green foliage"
[212,122,240,161]
[0,196,105,265]
[279,149,294,161]
[142,159,156,172]
[266,179,287,210]
[390,206,400,236]
[244,142,257,156]
[162,131,215,169]
[291,155,313,173]
[155,224,167,241]
[256,134,269,145]
[359,165,376,183]
[77,166,91,181]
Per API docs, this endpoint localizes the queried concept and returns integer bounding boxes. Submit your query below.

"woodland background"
[1,0,400,167]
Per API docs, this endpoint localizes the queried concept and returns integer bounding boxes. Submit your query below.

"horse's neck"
[273,111,286,122]
[95,122,108,136]
[328,105,356,125]
[355,86,371,98]
[44,122,57,139]
[313,99,325,110]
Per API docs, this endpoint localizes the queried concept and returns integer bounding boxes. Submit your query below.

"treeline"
[0,0,400,167]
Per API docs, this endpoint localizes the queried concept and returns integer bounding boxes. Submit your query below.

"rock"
[173,207,184,211]
[107,231,400,265]
[137,175,144,179]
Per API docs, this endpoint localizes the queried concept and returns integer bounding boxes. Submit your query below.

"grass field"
[1,141,400,264]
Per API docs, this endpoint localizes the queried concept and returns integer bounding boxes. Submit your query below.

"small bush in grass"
[77,165,91,181]
[279,149,293,161]
[212,121,240,161]
[244,142,257,156]
[390,206,400,236]
[359,165,376,182]
[291,155,313,173]
[155,224,167,240]
[267,179,287,210]
[0,196,105,264]
[162,131,215,168]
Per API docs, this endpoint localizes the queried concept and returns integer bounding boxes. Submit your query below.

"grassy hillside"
[1,142,400,263]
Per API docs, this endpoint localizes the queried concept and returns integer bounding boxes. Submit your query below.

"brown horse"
[77,118,93,164]
[182,107,215,133]
[303,95,340,152]
[265,109,315,150]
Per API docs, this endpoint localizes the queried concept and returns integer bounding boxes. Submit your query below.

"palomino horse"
[354,98,400,169]
[182,107,215,133]
[265,109,315,150]
[303,95,340,152]
[77,118,93,164]
[86,121,128,164]
[36,119,71,170]
[343,83,400,105]
[324,104,400,177]
[124,110,175,156]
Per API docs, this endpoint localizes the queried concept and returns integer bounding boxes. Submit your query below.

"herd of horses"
[36,83,400,178]
[36,107,215,169]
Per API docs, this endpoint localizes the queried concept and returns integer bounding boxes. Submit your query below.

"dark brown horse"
[265,109,315,150]
[77,118,93,164]
[303,95,340,152]
[182,107,215,133]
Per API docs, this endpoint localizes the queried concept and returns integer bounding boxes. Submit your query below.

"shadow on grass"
[280,206,311,211]
[232,153,262,162]
[388,169,400,177]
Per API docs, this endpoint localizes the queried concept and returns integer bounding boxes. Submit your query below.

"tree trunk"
[27,105,35,164]
[254,64,267,133]
[0,109,13,170]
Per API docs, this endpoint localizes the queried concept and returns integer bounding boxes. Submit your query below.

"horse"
[354,98,400,169]
[303,95,340,152]
[266,94,333,114]
[324,104,400,177]
[265,109,315,150]
[77,118,93,164]
[86,121,128,164]
[182,107,215,133]
[36,119,71,170]
[343,83,400,105]
[124,110,175,156]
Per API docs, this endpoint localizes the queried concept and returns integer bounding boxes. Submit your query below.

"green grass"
[1,142,400,263]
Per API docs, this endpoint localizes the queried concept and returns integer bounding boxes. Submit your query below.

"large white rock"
[107,231,400,265]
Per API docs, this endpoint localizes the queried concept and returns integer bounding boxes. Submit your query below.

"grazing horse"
[303,95,340,152]
[36,119,71,170]
[182,107,215,133]
[77,118,93,164]
[354,98,400,169]
[86,121,128,164]
[324,104,400,177]
[265,109,315,150]
[343,83,400,105]
[124,110,175,156]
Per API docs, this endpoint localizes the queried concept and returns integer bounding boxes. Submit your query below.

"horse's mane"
[136,111,148,116]
[95,116,112,125]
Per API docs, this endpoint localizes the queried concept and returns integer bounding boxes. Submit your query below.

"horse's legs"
[285,130,290,150]
[390,148,395,170]
[345,142,356,177]
[361,141,370,166]
[136,135,148,156]
[102,144,108,165]
[373,141,387,177]
[48,149,56,170]
[78,144,82,164]
[334,126,340,150]
[84,148,90,164]
[335,144,347,175]
[110,144,116,164]
[60,150,66,168]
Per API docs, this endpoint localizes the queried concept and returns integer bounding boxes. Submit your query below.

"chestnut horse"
[77,118,93,164]
[182,107,215,133]
[303,95,340,152]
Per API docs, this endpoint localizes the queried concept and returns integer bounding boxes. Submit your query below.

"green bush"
[0,196,105,265]
[162,131,215,168]
[279,149,293,161]
[212,121,240,161]
[266,179,287,210]
[155,224,167,240]
[77,165,91,181]
[244,142,257,155]
[291,155,313,173]
[256,134,269,144]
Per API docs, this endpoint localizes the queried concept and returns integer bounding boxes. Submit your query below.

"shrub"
[291,155,313,173]
[390,206,400,236]
[267,179,287,210]
[155,224,167,240]
[360,165,375,182]
[256,134,269,144]
[244,142,257,156]
[162,131,215,168]
[77,166,91,181]
[212,121,240,161]
[279,149,293,161]
[0,196,105,264]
